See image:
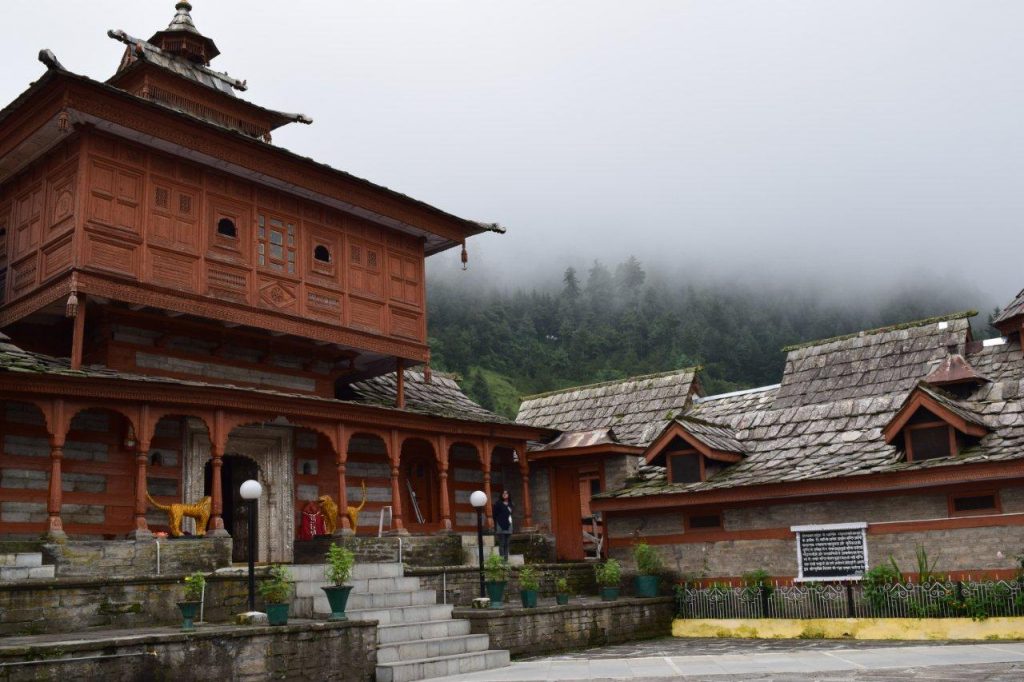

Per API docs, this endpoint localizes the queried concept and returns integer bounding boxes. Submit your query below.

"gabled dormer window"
[883,384,988,463]
[645,418,744,484]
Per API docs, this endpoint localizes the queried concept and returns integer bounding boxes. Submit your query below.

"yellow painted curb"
[673,617,1024,640]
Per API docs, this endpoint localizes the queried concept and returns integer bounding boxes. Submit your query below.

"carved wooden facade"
[0,3,542,555]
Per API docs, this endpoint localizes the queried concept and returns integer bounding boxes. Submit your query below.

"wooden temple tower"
[0,2,546,562]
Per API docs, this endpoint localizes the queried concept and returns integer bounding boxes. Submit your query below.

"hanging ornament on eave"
[461,241,468,271]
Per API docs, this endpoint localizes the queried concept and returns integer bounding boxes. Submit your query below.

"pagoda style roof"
[516,368,701,448]
[0,58,501,254]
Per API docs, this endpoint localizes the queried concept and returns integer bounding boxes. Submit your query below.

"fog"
[4,1,1021,310]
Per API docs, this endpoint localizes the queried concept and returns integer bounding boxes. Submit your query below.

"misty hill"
[427,257,1000,419]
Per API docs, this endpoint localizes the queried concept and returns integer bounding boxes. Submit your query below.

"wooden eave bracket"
[882,389,989,444]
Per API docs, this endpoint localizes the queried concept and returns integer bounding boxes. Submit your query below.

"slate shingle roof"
[598,313,1024,500]
[773,313,974,409]
[350,371,512,424]
[516,368,700,447]
[672,417,745,455]
[0,334,511,426]
[993,289,1024,326]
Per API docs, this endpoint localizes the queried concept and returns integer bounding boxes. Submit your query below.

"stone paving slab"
[431,641,1024,681]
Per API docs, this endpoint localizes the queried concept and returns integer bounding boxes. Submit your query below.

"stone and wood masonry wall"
[606,485,1024,579]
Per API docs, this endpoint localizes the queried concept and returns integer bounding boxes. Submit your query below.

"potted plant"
[484,553,511,608]
[633,542,663,598]
[595,558,622,601]
[518,565,540,608]
[258,564,293,626]
[322,543,356,621]
[178,571,205,631]
[554,574,571,606]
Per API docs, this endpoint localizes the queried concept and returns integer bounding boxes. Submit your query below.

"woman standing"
[492,490,513,560]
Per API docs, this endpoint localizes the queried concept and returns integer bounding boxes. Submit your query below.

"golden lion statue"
[146,493,212,537]
[319,480,367,534]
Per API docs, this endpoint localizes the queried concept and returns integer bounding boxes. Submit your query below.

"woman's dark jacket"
[492,501,512,531]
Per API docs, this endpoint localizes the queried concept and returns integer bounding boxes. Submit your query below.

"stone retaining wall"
[454,597,674,656]
[293,534,464,566]
[408,563,598,606]
[0,621,377,681]
[43,537,232,578]
[0,572,272,636]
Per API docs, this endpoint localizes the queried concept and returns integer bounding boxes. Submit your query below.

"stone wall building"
[518,297,1024,580]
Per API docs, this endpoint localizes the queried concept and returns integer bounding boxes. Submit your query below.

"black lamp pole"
[476,506,485,598]
[247,497,257,612]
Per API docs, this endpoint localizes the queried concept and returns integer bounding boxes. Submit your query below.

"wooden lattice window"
[257,213,296,274]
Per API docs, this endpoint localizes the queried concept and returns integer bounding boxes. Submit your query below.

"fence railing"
[675,580,1024,620]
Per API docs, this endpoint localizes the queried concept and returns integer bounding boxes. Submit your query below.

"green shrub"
[554,576,570,594]
[258,565,293,604]
[484,554,511,583]
[594,558,622,587]
[326,543,356,585]
[518,566,540,591]
[633,542,663,576]
[741,569,774,598]
[183,571,206,602]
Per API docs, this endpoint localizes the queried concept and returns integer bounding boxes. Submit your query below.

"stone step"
[377,633,491,664]
[0,553,43,568]
[293,576,422,598]
[289,562,404,582]
[376,619,472,645]
[375,649,510,682]
[346,603,453,626]
[314,588,435,613]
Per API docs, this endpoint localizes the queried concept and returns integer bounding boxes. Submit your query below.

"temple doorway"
[205,455,260,562]
[184,422,294,562]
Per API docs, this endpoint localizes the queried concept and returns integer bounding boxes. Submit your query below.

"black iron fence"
[675,580,1024,620]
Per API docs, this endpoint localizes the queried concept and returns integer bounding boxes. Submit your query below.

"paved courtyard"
[434,637,1024,681]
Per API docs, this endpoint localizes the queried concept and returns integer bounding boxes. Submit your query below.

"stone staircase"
[0,552,54,581]
[292,562,509,682]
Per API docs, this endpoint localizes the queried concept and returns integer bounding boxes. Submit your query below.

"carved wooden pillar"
[389,430,409,535]
[45,400,69,540]
[208,410,228,535]
[335,423,352,535]
[70,293,86,371]
[129,406,153,539]
[47,438,67,539]
[519,452,535,531]
[482,440,493,530]
[437,436,452,532]
[131,444,152,537]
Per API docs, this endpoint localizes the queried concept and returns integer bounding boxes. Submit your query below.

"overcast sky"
[4,1,1021,306]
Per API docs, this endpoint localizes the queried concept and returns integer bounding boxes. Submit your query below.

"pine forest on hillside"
[427,257,997,419]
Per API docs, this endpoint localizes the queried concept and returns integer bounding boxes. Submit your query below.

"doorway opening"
[205,455,260,563]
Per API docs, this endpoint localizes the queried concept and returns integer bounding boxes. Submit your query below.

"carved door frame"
[184,421,294,563]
